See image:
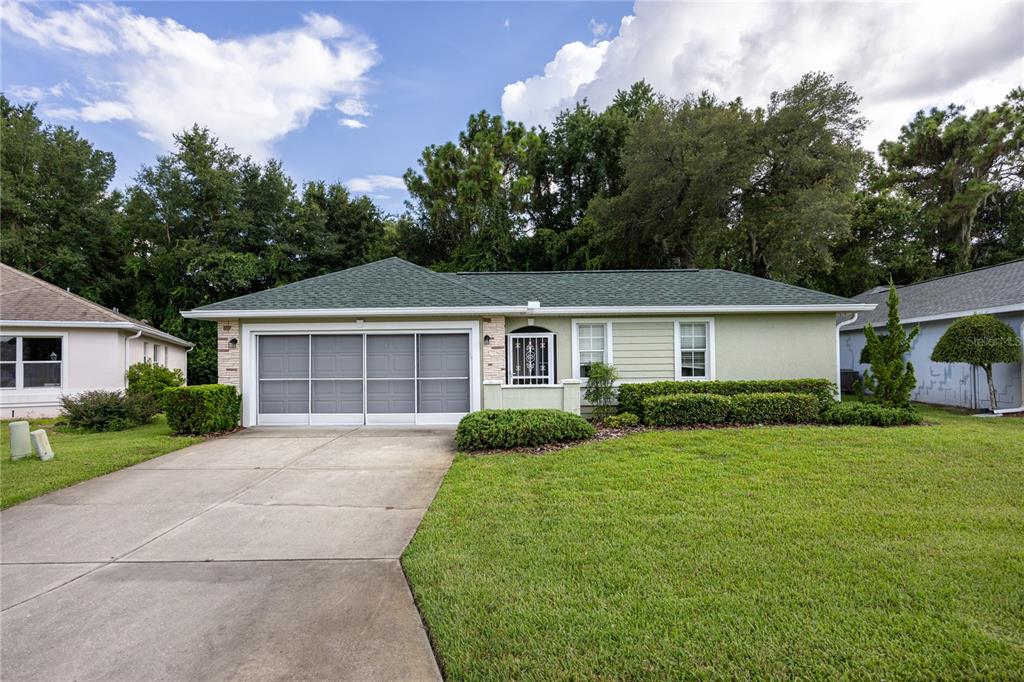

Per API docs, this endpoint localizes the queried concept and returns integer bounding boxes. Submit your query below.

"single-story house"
[840,259,1024,411]
[0,263,192,418]
[182,257,873,427]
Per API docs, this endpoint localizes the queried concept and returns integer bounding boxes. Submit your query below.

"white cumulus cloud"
[346,174,406,193]
[2,1,380,157]
[338,118,367,129]
[501,2,1024,150]
[336,97,370,117]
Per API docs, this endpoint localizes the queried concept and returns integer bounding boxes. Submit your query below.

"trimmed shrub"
[455,409,595,451]
[932,314,1021,412]
[602,412,640,429]
[126,362,184,406]
[727,392,820,425]
[164,385,241,435]
[619,378,836,419]
[60,390,159,432]
[643,394,730,426]
[821,402,922,427]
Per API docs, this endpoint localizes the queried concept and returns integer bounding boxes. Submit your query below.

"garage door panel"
[418,379,469,413]
[311,336,362,378]
[418,334,469,378]
[366,335,414,378]
[259,380,309,414]
[311,380,362,414]
[259,336,309,379]
[366,380,415,414]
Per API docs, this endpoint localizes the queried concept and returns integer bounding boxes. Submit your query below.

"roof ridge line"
[456,268,702,275]
[395,260,517,306]
[1,262,125,324]
[711,268,853,303]
[887,257,1024,290]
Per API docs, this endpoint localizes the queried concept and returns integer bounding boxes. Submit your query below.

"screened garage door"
[257,333,470,426]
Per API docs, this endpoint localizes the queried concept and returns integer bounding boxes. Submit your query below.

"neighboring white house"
[182,257,874,427]
[0,263,192,418]
[840,259,1024,411]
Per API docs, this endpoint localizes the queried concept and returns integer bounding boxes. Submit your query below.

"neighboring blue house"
[840,259,1024,411]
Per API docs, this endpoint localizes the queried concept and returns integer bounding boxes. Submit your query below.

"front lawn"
[0,416,204,509]
[403,405,1024,679]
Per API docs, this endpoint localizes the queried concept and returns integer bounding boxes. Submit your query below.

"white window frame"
[0,333,68,391]
[507,331,556,385]
[673,319,715,381]
[570,320,613,382]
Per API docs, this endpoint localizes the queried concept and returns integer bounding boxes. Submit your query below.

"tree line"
[2,73,1021,382]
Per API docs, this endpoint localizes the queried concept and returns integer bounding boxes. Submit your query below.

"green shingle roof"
[189,257,860,313]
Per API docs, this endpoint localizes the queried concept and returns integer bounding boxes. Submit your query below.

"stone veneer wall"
[217,318,241,388]
[481,316,506,382]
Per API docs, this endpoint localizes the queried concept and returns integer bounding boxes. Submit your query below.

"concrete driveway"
[0,427,454,681]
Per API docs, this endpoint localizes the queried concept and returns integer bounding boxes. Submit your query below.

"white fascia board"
[839,303,1024,331]
[0,319,192,347]
[183,303,875,319]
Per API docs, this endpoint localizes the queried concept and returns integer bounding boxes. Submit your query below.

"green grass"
[403,406,1024,680]
[0,416,204,509]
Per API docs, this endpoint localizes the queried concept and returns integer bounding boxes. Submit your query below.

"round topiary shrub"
[932,314,1021,411]
[455,409,595,451]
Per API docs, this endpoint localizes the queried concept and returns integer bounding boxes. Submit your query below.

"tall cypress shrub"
[861,284,919,408]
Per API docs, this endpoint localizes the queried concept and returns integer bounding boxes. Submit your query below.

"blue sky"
[3,1,631,212]
[3,1,1021,214]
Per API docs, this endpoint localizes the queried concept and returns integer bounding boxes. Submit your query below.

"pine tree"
[861,284,919,408]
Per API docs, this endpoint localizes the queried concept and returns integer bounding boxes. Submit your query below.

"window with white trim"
[507,332,555,385]
[577,323,607,378]
[678,322,709,379]
[0,335,63,389]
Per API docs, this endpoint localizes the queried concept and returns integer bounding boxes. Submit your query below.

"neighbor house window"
[153,344,162,366]
[577,323,608,378]
[507,331,555,385]
[677,322,710,379]
[0,336,63,389]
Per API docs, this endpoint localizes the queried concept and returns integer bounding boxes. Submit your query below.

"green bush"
[126,362,184,405]
[163,384,241,435]
[932,314,1021,412]
[643,394,730,426]
[583,362,619,421]
[821,402,922,427]
[456,409,596,451]
[728,392,820,425]
[60,390,159,432]
[619,378,836,419]
[602,412,640,428]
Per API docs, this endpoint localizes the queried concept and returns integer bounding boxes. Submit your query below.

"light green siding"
[507,316,573,383]
[611,320,676,381]
[714,313,836,380]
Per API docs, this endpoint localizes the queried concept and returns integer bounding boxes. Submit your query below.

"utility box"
[9,421,32,460]
[30,429,55,461]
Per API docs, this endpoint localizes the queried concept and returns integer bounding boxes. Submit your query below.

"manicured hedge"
[641,392,819,426]
[619,378,836,419]
[164,384,241,435]
[727,392,820,425]
[821,402,922,427]
[456,409,595,451]
[644,394,731,426]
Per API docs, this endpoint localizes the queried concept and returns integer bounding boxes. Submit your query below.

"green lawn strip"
[0,416,205,509]
[403,406,1024,679]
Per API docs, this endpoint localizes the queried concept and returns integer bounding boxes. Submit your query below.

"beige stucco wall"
[0,326,189,418]
[714,313,836,381]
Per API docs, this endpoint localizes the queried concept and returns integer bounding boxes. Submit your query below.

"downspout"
[124,328,143,388]
[834,313,859,401]
[993,320,1024,414]
[184,346,192,384]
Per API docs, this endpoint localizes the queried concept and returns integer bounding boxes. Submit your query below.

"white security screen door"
[507,333,555,385]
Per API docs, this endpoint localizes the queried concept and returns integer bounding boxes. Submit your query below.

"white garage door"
[256,333,470,426]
